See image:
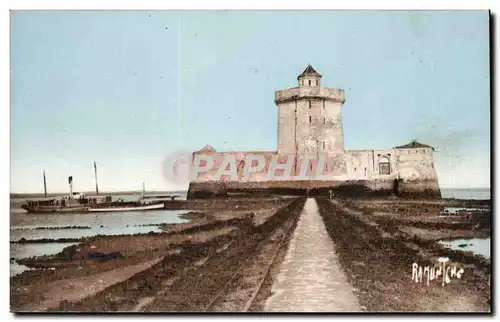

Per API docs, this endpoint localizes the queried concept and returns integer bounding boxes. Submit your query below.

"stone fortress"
[188,65,441,199]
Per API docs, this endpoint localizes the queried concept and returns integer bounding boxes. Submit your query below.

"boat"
[20,165,165,214]
[21,193,112,213]
[87,180,166,213]
[21,196,165,214]
[89,201,164,212]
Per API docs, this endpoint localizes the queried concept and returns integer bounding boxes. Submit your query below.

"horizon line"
[10,189,188,196]
[10,186,490,196]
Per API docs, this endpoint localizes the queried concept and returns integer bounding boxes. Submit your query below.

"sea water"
[10,205,192,277]
[440,188,490,200]
[439,238,491,259]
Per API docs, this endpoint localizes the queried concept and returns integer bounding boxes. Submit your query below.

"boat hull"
[21,205,90,214]
[88,203,165,212]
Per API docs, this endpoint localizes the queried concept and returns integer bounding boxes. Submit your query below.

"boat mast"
[142,181,145,199]
[94,161,99,196]
[68,176,73,197]
[43,169,47,198]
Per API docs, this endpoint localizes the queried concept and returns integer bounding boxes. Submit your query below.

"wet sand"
[15,258,164,312]
[11,197,294,312]
[317,198,490,312]
[10,196,490,312]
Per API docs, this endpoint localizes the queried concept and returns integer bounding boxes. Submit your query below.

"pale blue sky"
[10,10,490,193]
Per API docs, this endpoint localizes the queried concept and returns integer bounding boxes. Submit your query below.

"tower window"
[322,141,325,149]
[308,80,311,86]
[309,101,311,109]
[323,117,325,125]
[309,116,312,124]
[316,80,319,86]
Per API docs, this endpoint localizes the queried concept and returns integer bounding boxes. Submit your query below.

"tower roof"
[297,64,322,80]
[394,140,435,150]
[196,145,216,153]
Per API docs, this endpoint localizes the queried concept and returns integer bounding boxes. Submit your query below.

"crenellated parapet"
[275,87,345,104]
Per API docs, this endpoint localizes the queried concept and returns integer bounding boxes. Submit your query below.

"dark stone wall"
[395,178,442,199]
[187,178,441,199]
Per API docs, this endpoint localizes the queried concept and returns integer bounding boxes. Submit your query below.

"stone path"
[264,198,361,312]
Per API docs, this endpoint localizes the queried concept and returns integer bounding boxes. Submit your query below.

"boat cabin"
[25,194,111,208]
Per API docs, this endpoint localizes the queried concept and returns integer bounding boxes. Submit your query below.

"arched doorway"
[237,160,245,180]
[379,156,391,175]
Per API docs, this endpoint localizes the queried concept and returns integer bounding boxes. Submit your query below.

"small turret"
[297,64,322,87]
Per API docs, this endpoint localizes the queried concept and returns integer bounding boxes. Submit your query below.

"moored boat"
[20,164,166,214]
[21,193,112,213]
[89,202,164,212]
[21,195,166,213]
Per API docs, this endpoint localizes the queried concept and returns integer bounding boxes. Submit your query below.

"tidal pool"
[439,238,490,259]
[10,209,193,276]
[10,261,32,277]
[10,210,191,242]
[442,207,488,214]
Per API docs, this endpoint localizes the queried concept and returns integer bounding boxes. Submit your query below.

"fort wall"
[187,178,397,199]
[187,65,441,199]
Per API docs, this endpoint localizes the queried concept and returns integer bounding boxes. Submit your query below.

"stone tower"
[188,64,441,199]
[275,65,346,158]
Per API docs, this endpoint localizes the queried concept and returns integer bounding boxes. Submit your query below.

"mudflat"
[10,196,490,312]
